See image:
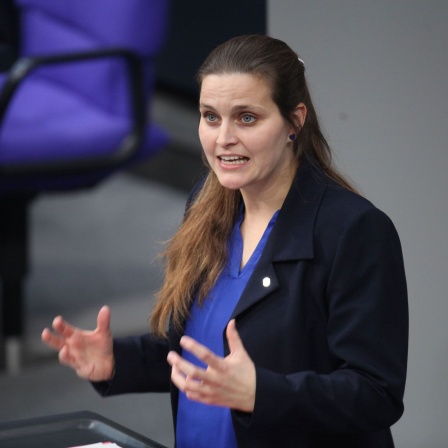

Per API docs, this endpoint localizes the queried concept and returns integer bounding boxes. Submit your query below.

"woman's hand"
[41,305,114,382]
[167,319,256,412]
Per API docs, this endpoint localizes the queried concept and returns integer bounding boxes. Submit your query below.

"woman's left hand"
[167,319,256,412]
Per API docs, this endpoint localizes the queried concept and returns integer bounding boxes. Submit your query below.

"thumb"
[226,319,244,353]
[97,305,111,333]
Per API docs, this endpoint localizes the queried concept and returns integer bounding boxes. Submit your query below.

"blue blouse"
[176,209,278,448]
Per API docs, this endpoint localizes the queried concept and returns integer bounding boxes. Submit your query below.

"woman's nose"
[216,121,238,147]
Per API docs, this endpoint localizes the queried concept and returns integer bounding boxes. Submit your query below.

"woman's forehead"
[199,73,273,105]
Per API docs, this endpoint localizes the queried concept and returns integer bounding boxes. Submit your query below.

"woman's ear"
[293,103,307,131]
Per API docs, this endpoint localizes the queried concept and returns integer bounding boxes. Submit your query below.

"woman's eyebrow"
[199,103,215,110]
[231,104,254,112]
[199,103,262,111]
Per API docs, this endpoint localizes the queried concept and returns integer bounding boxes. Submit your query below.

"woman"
[42,35,408,447]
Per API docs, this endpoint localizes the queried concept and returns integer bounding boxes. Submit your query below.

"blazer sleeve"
[92,333,171,396]
[239,207,408,433]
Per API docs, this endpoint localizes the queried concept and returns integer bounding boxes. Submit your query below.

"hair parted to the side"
[150,34,357,337]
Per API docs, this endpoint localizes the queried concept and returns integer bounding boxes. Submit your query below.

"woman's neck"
[240,164,297,221]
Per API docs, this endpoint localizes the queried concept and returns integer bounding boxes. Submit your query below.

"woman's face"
[199,73,301,199]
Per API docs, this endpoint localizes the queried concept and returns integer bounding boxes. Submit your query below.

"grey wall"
[268,1,448,447]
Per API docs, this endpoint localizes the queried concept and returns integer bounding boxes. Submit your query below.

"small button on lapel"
[262,277,271,287]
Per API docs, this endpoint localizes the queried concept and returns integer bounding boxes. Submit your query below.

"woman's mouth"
[218,155,249,165]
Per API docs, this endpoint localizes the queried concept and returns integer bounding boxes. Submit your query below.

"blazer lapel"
[231,157,328,319]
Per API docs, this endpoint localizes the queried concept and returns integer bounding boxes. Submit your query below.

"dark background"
[155,0,266,100]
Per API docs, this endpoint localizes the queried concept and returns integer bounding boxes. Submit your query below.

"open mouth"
[218,155,249,165]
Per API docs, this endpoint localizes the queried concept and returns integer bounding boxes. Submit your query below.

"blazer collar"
[231,156,328,319]
[267,155,328,261]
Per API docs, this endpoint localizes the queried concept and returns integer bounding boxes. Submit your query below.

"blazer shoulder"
[317,183,397,240]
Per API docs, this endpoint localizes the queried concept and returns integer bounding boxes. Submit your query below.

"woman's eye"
[241,114,256,124]
[204,112,218,122]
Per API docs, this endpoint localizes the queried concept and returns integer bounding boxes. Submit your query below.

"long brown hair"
[150,35,356,337]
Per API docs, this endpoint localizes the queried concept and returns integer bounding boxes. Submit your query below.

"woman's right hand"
[41,305,114,382]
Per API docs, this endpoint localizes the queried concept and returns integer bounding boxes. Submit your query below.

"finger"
[166,350,181,366]
[167,351,206,381]
[96,305,111,333]
[170,363,187,390]
[170,362,200,392]
[58,345,75,368]
[180,336,222,369]
[170,363,209,400]
[41,328,65,351]
[52,315,77,339]
[226,319,244,353]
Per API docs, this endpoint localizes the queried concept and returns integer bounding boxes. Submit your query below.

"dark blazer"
[95,156,408,448]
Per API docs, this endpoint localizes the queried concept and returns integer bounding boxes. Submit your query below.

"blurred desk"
[0,411,167,448]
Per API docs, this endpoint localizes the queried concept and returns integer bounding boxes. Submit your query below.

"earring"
[289,134,296,141]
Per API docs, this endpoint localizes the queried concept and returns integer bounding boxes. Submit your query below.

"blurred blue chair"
[0,0,170,371]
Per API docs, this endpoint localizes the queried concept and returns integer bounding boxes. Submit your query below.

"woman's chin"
[214,173,247,191]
